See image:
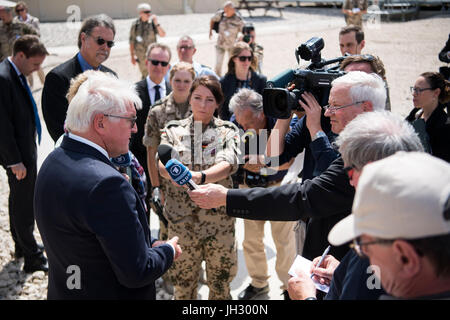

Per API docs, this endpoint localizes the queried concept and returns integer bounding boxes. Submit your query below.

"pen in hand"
[310,245,331,279]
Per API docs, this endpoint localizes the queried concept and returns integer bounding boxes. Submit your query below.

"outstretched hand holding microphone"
[157,144,229,210]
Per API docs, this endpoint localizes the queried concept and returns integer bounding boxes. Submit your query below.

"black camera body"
[263,37,347,119]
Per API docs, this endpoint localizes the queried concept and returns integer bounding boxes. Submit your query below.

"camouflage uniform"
[160,115,240,300]
[0,20,37,62]
[129,18,158,78]
[250,42,264,74]
[211,11,244,76]
[142,93,191,240]
[343,0,368,28]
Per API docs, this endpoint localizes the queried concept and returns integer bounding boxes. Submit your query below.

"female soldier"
[159,75,240,299]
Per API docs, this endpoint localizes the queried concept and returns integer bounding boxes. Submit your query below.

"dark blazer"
[226,157,354,260]
[0,59,37,168]
[219,71,267,120]
[34,136,174,299]
[131,79,171,182]
[406,106,450,162]
[41,54,117,142]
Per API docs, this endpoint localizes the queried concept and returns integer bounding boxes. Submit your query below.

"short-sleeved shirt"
[343,0,368,27]
[143,92,192,149]
[160,115,240,224]
[211,11,244,49]
[129,18,157,51]
[0,21,38,61]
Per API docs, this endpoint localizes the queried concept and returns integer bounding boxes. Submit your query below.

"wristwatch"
[312,130,326,141]
[200,172,206,184]
[304,297,317,300]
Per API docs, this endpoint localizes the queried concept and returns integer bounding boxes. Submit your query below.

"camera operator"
[189,71,387,263]
[240,23,264,74]
[229,88,296,300]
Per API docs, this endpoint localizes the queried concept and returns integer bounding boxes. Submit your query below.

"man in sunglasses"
[42,14,117,143]
[130,3,166,79]
[132,43,172,219]
[189,71,387,263]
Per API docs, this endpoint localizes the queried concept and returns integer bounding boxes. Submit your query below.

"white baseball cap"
[328,151,450,246]
[137,3,151,12]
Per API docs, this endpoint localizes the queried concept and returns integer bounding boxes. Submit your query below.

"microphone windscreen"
[158,144,175,165]
[111,152,132,168]
[166,159,192,186]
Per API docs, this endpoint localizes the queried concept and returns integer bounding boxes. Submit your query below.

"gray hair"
[77,14,116,49]
[332,71,386,111]
[335,111,424,169]
[229,88,263,115]
[146,42,172,61]
[178,35,195,48]
[65,71,142,132]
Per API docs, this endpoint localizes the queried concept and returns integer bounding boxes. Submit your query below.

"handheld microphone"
[165,159,198,191]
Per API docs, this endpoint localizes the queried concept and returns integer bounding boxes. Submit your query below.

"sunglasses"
[143,10,151,14]
[237,56,252,62]
[93,36,115,48]
[178,45,194,50]
[16,8,25,12]
[148,59,169,67]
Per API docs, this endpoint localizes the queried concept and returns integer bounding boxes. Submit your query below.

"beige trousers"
[215,46,232,77]
[242,219,297,290]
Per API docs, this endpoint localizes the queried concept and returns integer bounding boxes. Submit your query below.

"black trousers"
[7,161,40,260]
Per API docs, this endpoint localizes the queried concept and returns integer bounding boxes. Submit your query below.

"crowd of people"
[0,1,449,301]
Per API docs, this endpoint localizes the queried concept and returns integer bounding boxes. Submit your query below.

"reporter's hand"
[298,92,323,138]
[287,270,317,300]
[11,163,27,180]
[188,184,227,209]
[310,254,340,286]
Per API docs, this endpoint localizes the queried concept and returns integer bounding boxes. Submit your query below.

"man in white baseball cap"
[328,151,450,299]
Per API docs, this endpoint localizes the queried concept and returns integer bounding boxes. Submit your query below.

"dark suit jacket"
[34,136,174,299]
[226,157,354,260]
[219,71,267,120]
[41,54,117,142]
[131,79,171,178]
[0,59,37,169]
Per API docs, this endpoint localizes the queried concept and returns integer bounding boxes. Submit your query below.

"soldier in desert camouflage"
[158,76,240,299]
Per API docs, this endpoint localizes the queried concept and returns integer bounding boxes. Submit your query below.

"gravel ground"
[0,6,449,300]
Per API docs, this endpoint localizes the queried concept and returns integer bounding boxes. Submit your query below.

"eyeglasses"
[93,36,115,48]
[343,164,356,180]
[103,114,137,128]
[350,237,394,258]
[178,45,194,50]
[16,8,25,12]
[237,56,252,62]
[323,100,366,114]
[410,87,433,95]
[142,10,151,14]
[148,59,169,67]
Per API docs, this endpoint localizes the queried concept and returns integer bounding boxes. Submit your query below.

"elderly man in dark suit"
[34,70,181,299]
[42,14,117,143]
[0,35,48,272]
[132,42,171,212]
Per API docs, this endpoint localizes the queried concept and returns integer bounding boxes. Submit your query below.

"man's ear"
[392,240,421,277]
[93,113,105,133]
[363,100,374,112]
[359,39,366,51]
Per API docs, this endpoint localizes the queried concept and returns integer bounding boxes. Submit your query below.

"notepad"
[288,255,330,293]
